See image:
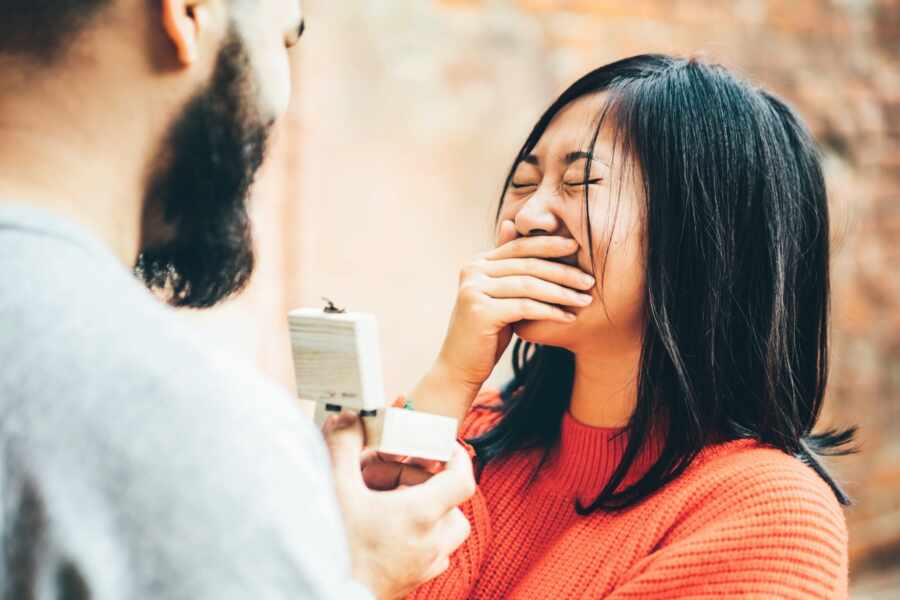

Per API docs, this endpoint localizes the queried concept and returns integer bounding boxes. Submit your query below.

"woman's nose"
[514,195,560,237]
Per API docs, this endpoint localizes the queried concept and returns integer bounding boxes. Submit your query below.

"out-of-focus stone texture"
[192,0,898,592]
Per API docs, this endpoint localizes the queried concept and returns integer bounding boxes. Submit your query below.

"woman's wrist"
[432,355,485,393]
[409,359,483,423]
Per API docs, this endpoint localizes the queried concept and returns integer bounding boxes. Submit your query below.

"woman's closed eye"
[563,178,604,187]
[511,181,539,189]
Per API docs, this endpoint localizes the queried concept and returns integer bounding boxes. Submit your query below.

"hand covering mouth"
[550,253,581,268]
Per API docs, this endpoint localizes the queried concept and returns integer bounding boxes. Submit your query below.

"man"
[0,1,474,598]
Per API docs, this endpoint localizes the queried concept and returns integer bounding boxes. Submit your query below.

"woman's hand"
[430,221,596,401]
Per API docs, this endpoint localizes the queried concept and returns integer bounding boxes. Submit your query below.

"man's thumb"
[323,412,365,487]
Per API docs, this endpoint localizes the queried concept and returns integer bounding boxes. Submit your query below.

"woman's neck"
[569,344,642,428]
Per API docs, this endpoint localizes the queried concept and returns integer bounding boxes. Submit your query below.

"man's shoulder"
[0,224,327,492]
[1,225,227,399]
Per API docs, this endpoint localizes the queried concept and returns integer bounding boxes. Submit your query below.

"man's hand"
[324,412,475,600]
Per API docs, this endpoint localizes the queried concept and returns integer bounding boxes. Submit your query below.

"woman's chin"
[512,318,576,347]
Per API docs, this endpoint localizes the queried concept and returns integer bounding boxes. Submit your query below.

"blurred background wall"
[187,0,900,594]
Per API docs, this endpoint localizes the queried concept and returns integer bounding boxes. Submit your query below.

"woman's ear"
[161,0,212,66]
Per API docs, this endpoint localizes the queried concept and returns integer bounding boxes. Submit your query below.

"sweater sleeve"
[405,390,503,599]
[605,451,849,600]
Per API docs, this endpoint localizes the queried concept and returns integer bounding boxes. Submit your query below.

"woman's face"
[497,94,646,354]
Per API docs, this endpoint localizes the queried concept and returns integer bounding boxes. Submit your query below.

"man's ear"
[161,0,211,66]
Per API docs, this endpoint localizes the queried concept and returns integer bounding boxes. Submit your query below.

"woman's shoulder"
[460,388,504,439]
[673,439,848,542]
[694,440,845,501]
[617,440,848,599]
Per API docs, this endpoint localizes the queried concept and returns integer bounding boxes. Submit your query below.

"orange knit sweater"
[408,391,848,599]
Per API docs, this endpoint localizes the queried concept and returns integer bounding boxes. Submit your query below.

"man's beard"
[135,31,271,309]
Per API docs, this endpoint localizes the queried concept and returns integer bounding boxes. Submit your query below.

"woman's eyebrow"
[564,151,610,168]
[520,151,610,167]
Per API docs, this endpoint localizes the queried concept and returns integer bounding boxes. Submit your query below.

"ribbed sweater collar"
[540,411,663,500]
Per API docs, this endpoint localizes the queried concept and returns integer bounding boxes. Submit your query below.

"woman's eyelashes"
[564,178,604,187]
[511,177,603,190]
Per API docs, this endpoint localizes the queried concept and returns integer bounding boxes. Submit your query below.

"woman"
[392,54,855,598]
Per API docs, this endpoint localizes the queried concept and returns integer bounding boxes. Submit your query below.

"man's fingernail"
[322,415,335,434]
[334,412,357,429]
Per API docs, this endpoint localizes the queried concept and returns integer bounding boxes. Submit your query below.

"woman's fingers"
[482,257,595,291]
[487,235,577,261]
[483,275,593,308]
[496,297,577,324]
[495,219,517,247]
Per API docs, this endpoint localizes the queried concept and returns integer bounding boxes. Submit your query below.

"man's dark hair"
[0,1,110,62]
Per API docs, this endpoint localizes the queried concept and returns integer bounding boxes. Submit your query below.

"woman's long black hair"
[469,54,856,513]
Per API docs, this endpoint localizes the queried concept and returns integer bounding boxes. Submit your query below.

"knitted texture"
[408,391,848,599]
